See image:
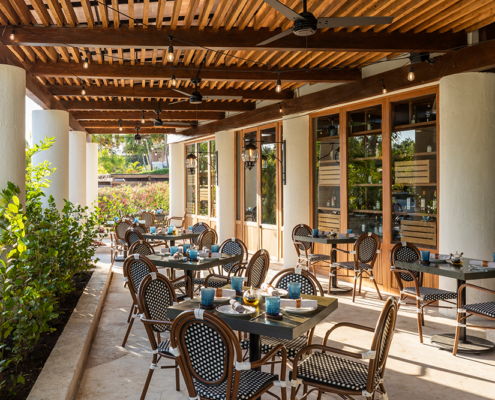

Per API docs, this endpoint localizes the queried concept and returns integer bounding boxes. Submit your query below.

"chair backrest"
[171,310,242,399]
[137,273,178,347]
[365,297,398,392]
[354,232,381,265]
[245,249,270,288]
[125,228,145,247]
[197,228,218,250]
[130,222,148,233]
[140,211,155,227]
[123,254,158,305]
[129,240,155,256]
[269,268,324,296]
[115,220,131,241]
[292,224,313,254]
[192,222,209,244]
[389,242,421,285]
[219,238,248,274]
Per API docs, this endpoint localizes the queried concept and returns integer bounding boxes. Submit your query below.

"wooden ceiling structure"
[0,0,494,135]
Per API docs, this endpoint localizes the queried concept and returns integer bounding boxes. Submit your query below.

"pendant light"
[83,57,89,69]
[241,139,259,170]
[134,126,142,144]
[381,79,387,94]
[141,111,145,124]
[81,86,86,95]
[9,28,15,40]
[118,119,123,131]
[185,153,197,175]
[167,36,175,62]
[275,73,282,93]
[407,65,415,81]
[261,154,268,169]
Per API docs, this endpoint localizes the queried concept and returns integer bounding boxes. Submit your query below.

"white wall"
[439,72,495,318]
[283,114,311,267]
[169,142,185,217]
[86,143,98,212]
[69,131,87,207]
[215,130,236,241]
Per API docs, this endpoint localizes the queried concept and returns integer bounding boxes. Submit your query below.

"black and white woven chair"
[291,224,332,288]
[290,297,398,400]
[170,310,287,400]
[191,221,209,245]
[332,232,382,302]
[130,222,148,233]
[140,211,155,227]
[197,228,218,250]
[125,228,146,249]
[112,220,131,266]
[129,240,155,256]
[241,268,324,366]
[137,273,183,400]
[453,283,495,355]
[390,242,457,344]
[193,238,248,290]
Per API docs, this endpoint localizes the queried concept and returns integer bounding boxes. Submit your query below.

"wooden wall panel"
[261,226,278,260]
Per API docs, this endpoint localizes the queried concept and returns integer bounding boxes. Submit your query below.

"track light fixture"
[118,119,123,131]
[9,28,14,40]
[381,79,387,94]
[407,65,415,82]
[83,57,89,69]
[81,86,86,95]
[167,36,175,62]
[141,111,145,124]
[275,73,282,93]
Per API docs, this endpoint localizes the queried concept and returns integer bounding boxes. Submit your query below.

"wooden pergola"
[1,0,494,136]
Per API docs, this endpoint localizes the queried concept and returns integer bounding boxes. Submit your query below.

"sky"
[25,96,42,146]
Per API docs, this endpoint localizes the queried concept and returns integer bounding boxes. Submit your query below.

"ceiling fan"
[150,102,197,127]
[256,0,394,46]
[172,78,242,105]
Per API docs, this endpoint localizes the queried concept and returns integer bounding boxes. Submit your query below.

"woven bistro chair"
[191,221,209,245]
[197,228,218,250]
[130,222,148,233]
[129,240,156,256]
[193,238,248,290]
[170,310,287,400]
[290,297,399,400]
[125,228,147,250]
[241,268,324,366]
[168,208,187,228]
[453,283,495,355]
[291,224,332,284]
[390,242,457,344]
[137,273,183,400]
[112,220,131,265]
[332,232,382,302]
[154,212,168,228]
[140,211,155,227]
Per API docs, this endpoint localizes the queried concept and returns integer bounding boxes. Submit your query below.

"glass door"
[243,130,259,253]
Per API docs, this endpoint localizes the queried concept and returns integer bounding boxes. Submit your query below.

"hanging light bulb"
[407,65,415,81]
[141,111,145,124]
[171,73,177,87]
[83,57,89,69]
[381,79,387,94]
[118,119,123,131]
[9,28,15,40]
[275,78,282,93]
[279,104,283,114]
[167,46,175,62]
[81,86,86,95]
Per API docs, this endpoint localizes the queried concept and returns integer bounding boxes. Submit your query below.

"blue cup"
[493,252,495,262]
[312,228,319,237]
[157,210,161,214]
[114,216,119,221]
[346,229,353,234]
[211,244,220,253]
[135,217,139,222]
[150,226,156,234]
[201,288,215,307]
[183,243,190,253]
[168,226,174,234]
[231,276,243,293]
[188,225,194,231]
[288,282,301,299]
[170,246,179,256]
[420,250,430,262]
[266,296,281,316]
[189,248,198,260]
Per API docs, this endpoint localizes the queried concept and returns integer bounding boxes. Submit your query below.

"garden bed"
[0,271,93,400]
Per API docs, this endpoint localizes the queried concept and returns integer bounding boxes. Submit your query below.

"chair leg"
[371,273,383,300]
[140,364,155,400]
[122,315,135,347]
[270,355,276,374]
[416,300,423,344]
[290,385,297,400]
[453,311,462,356]
[359,274,363,294]
[352,271,359,302]
[175,360,180,391]
[127,302,136,323]
[316,391,322,400]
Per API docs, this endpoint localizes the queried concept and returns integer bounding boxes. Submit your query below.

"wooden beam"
[60,99,255,112]
[176,39,495,138]
[47,85,293,100]
[80,120,195,128]
[6,26,467,53]
[0,42,86,133]
[26,61,361,83]
[86,128,176,134]
[72,110,225,120]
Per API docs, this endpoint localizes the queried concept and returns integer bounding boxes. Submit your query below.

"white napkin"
[280,299,318,308]
[337,233,356,238]
[470,260,495,268]
[430,254,450,260]
[261,283,281,296]
[214,289,235,298]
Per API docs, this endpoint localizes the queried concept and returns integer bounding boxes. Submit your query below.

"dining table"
[395,257,495,354]
[166,289,338,383]
[143,231,200,246]
[294,234,357,293]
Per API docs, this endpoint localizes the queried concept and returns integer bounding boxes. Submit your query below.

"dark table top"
[143,232,200,241]
[166,292,338,340]
[395,258,495,281]
[295,235,357,245]
[148,253,243,271]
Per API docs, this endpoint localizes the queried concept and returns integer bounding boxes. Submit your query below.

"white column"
[283,114,311,268]
[0,65,26,204]
[169,142,185,217]
[439,72,495,319]
[69,131,87,207]
[215,130,236,241]
[32,110,69,211]
[86,143,98,211]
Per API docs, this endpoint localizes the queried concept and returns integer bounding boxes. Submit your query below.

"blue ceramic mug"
[189,248,198,260]
[266,296,281,316]
[312,228,319,237]
[288,282,301,299]
[150,226,156,234]
[231,276,243,293]
[168,226,174,234]
[346,229,353,234]
[170,246,179,256]
[420,250,430,262]
[188,225,194,231]
[201,288,215,307]
[211,244,220,253]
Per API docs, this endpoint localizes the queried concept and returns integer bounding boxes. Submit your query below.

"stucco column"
[69,131,87,207]
[32,110,69,211]
[86,143,98,212]
[439,72,495,320]
[169,142,185,217]
[215,130,236,241]
[0,65,26,204]
[283,114,311,267]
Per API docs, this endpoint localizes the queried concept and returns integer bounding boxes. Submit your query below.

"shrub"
[142,167,169,175]
[98,182,169,220]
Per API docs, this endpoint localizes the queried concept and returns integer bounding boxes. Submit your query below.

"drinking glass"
[493,252,495,262]
[134,217,139,222]
[183,243,190,253]
[201,288,215,307]
[170,246,179,256]
[150,226,156,234]
[420,250,430,262]
[288,282,301,299]
[188,225,194,231]
[312,228,319,237]
[168,226,174,234]
[211,244,220,253]
[231,276,243,293]
[189,248,198,260]
[346,229,353,234]
[157,210,161,214]
[114,216,119,221]
[266,296,281,316]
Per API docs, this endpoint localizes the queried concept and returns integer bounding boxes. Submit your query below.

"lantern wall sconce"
[242,138,286,185]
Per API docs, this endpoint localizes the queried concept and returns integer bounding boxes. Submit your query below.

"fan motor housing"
[190,91,203,104]
[293,12,317,36]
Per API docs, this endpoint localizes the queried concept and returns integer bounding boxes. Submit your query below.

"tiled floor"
[76,245,495,400]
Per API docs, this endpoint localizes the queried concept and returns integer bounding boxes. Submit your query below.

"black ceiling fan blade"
[262,0,306,22]
[256,28,294,46]
[316,16,394,29]
[149,118,161,123]
[167,99,188,105]
[172,88,191,97]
